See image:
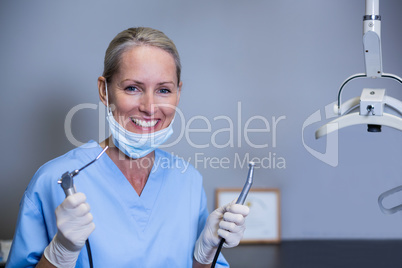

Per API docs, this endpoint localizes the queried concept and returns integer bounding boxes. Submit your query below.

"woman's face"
[99,45,181,134]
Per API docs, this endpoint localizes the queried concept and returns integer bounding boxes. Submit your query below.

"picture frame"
[215,188,280,244]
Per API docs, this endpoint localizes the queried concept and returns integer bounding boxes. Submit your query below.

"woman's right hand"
[43,193,95,268]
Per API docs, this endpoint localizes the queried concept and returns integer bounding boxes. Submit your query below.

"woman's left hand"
[193,201,250,264]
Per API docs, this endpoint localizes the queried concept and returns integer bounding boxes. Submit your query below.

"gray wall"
[1,0,402,251]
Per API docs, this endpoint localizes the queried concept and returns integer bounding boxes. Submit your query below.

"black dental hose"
[211,239,225,268]
[210,162,255,268]
[86,240,94,268]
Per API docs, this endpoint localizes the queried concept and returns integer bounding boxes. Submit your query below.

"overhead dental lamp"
[315,0,402,139]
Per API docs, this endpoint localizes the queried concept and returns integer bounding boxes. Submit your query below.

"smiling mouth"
[131,118,158,128]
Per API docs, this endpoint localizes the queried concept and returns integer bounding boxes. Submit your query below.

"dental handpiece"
[211,161,255,268]
[236,161,255,205]
[58,146,108,197]
[56,146,108,268]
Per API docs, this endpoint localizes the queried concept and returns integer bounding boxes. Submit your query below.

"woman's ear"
[98,76,107,107]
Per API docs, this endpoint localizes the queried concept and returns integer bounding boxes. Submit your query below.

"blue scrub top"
[7,141,229,267]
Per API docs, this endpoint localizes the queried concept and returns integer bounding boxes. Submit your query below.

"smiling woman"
[6,27,250,268]
[101,46,180,133]
[98,46,181,160]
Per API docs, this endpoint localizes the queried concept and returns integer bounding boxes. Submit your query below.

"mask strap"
[104,80,111,114]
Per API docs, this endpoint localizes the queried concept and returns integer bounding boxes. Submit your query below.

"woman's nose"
[139,92,157,115]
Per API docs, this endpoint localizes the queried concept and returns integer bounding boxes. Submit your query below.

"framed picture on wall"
[215,188,280,243]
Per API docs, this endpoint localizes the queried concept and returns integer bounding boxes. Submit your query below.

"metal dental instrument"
[236,162,255,205]
[58,146,108,196]
[211,161,255,268]
[57,146,108,268]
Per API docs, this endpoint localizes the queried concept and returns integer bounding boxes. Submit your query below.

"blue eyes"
[158,88,171,94]
[125,86,171,94]
[125,86,139,92]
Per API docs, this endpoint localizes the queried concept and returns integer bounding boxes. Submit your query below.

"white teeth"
[132,118,158,128]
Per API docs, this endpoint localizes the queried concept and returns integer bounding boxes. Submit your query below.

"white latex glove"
[194,201,250,264]
[44,192,95,268]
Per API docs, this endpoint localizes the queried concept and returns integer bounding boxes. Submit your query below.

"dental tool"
[57,146,108,268]
[58,146,108,196]
[211,161,255,268]
[315,0,402,139]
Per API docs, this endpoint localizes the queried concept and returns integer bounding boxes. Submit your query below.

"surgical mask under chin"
[105,83,174,159]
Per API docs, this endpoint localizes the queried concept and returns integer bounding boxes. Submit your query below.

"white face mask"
[104,82,174,159]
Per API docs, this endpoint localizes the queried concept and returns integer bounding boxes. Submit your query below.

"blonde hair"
[102,27,181,84]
